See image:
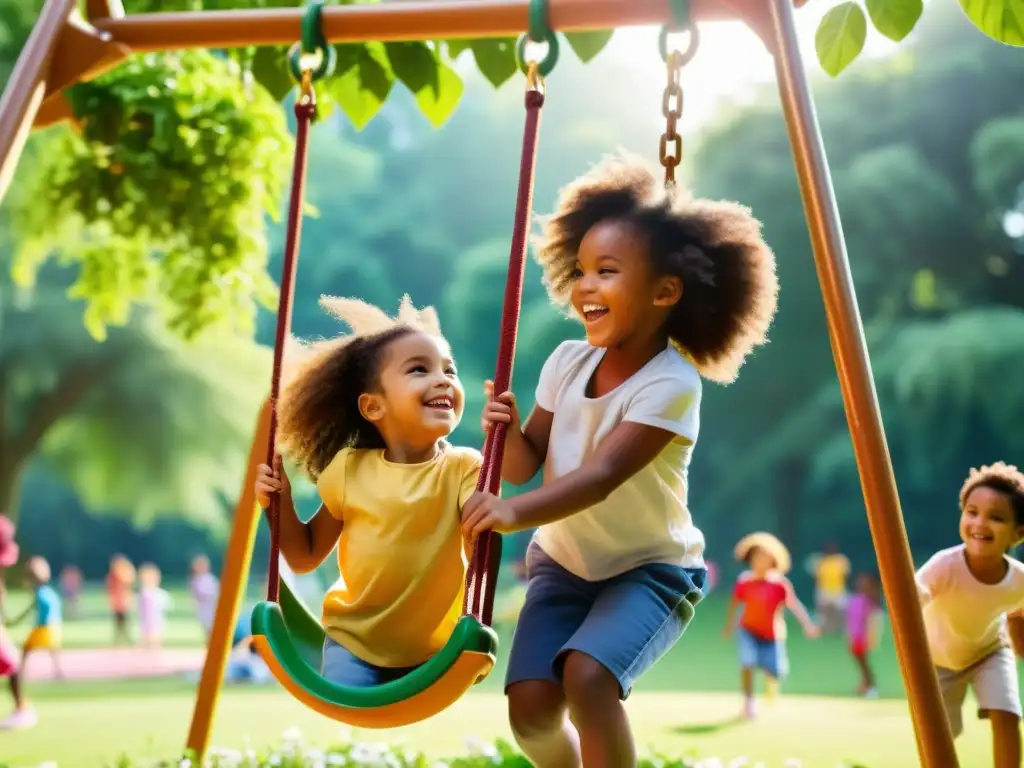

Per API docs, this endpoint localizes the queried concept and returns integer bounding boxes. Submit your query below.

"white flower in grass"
[209,746,245,767]
[349,742,390,763]
[463,737,499,758]
[268,754,283,766]
[326,755,347,766]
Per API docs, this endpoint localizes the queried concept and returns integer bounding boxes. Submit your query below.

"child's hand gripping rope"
[480,379,520,435]
[462,492,520,539]
[255,457,291,510]
[464,381,525,539]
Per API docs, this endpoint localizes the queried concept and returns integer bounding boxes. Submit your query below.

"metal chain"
[659,50,684,188]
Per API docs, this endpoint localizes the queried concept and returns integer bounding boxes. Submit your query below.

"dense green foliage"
[3,0,1018,341]
[689,6,1024,564]
[14,51,291,340]
[2,0,618,341]
[0,3,1021,587]
[0,256,271,531]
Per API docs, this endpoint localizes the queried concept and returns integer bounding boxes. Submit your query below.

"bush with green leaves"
[10,49,292,341]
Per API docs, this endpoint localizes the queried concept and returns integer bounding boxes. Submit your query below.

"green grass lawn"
[2,584,258,650]
[0,687,994,767]
[0,585,1002,766]
[5,584,911,697]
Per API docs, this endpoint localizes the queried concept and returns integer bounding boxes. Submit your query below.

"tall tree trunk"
[0,359,113,527]
[0,459,24,526]
[775,456,806,554]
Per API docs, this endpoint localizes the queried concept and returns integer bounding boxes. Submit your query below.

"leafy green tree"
[687,5,1024,560]
[0,255,271,527]
[15,0,1009,343]
[814,0,1021,77]
[1,0,619,341]
[803,307,1024,559]
[10,50,293,341]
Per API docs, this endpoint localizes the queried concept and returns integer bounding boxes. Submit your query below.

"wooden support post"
[766,0,958,765]
[35,14,132,129]
[84,0,125,20]
[0,0,77,209]
[184,398,272,763]
[89,0,789,52]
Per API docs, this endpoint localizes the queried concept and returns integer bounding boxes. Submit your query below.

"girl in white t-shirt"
[916,461,1024,767]
[462,154,779,767]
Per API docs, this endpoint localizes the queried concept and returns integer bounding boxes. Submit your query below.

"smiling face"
[856,573,879,602]
[570,219,681,349]
[359,331,464,450]
[748,546,777,577]
[960,485,1024,559]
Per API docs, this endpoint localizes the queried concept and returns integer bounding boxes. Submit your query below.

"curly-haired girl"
[255,295,481,688]
[917,461,1024,767]
[462,153,779,766]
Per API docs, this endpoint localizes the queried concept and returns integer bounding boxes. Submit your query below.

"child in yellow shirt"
[255,295,481,687]
[811,540,850,633]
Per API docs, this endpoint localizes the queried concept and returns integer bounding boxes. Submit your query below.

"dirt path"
[22,647,206,681]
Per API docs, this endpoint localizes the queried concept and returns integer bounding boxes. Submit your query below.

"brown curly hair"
[535,153,778,383]
[959,461,1024,525]
[277,326,416,480]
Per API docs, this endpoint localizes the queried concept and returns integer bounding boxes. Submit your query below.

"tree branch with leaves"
[814,0,1021,78]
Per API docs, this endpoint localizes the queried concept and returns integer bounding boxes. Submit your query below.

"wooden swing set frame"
[0,0,959,765]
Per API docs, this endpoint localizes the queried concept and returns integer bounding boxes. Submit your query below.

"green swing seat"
[249,580,499,728]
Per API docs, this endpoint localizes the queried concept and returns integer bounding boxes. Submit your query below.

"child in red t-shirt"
[723,532,819,718]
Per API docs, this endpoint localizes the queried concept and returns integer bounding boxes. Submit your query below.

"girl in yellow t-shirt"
[255,295,482,688]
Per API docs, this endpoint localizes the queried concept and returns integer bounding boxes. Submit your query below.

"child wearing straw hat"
[0,517,35,730]
[723,532,819,718]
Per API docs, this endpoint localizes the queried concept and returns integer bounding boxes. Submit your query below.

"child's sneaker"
[0,707,38,730]
[742,696,757,719]
[864,687,879,699]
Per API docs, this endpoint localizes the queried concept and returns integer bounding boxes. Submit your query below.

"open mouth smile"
[424,395,454,411]
[581,303,609,323]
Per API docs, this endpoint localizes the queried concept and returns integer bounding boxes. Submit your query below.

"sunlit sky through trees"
[607,8,901,131]
[446,7,904,132]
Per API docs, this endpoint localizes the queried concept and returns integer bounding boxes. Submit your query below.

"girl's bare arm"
[501,405,553,485]
[272,493,343,575]
[505,421,674,528]
[784,579,819,635]
[1008,612,1024,658]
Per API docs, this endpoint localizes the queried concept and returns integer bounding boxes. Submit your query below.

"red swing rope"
[265,72,317,605]
[463,65,546,625]
[263,61,545,617]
